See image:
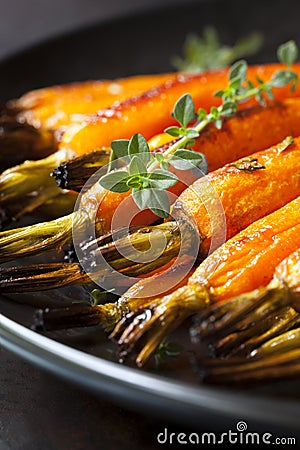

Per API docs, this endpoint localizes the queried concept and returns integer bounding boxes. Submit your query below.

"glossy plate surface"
[1,0,300,436]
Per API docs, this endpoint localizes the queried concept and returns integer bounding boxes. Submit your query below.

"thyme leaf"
[90,288,115,306]
[172,93,197,127]
[277,40,298,67]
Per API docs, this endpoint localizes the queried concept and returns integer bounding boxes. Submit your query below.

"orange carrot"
[174,133,300,257]
[12,73,177,129]
[0,74,178,170]
[189,197,300,301]
[109,197,300,365]
[60,63,300,155]
[84,99,300,234]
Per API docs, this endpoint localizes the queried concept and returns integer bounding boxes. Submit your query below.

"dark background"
[0,0,186,59]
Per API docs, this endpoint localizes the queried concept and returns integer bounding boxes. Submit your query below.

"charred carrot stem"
[0,221,185,287]
[0,263,88,293]
[0,191,76,230]
[208,306,299,357]
[199,326,300,385]
[199,345,300,385]
[0,116,56,171]
[251,327,300,358]
[0,146,114,226]
[35,192,77,219]
[7,262,196,337]
[0,101,18,116]
[192,249,300,356]
[30,258,194,332]
[32,301,131,332]
[32,305,106,331]
[0,213,77,262]
[52,149,111,192]
[0,149,69,225]
[192,284,290,341]
[0,101,57,171]
[51,143,176,192]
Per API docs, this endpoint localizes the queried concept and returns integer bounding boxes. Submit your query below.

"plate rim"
[2,313,300,433]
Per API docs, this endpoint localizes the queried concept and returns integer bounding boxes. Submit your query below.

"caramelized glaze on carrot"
[60,63,300,155]
[174,133,300,256]
[12,73,177,129]
[190,197,300,301]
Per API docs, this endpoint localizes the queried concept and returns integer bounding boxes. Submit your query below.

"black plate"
[1,0,300,438]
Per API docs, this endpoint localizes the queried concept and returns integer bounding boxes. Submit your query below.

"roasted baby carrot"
[186,197,300,300]
[0,73,177,172]
[59,63,300,155]
[109,197,300,366]
[192,249,300,359]
[11,73,177,129]
[8,62,300,143]
[52,98,300,193]
[192,249,300,383]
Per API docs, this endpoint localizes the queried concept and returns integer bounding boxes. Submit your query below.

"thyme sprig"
[172,26,263,73]
[89,288,115,306]
[99,41,298,219]
[72,288,115,307]
[154,339,183,367]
